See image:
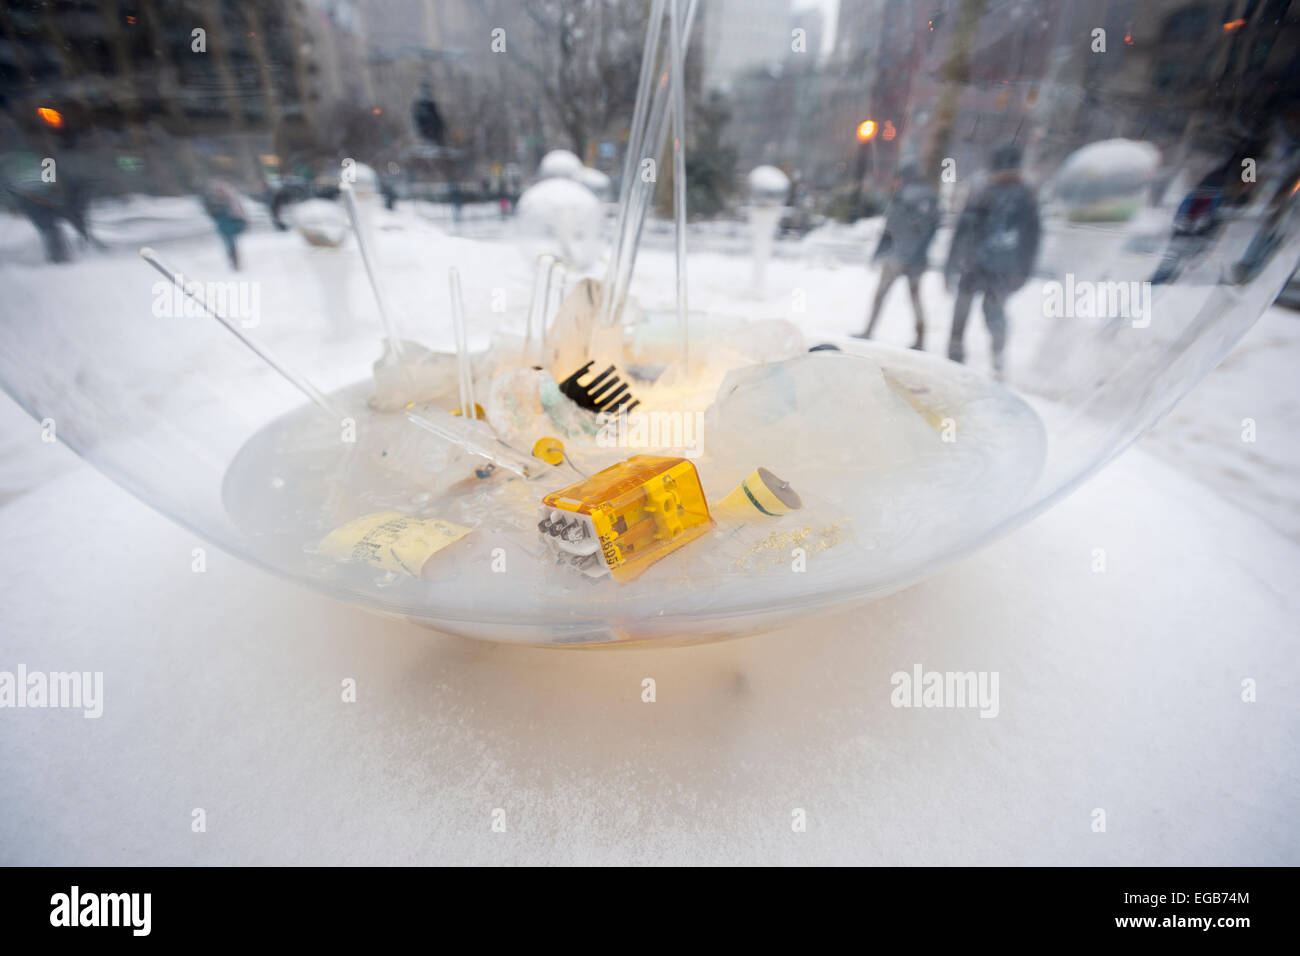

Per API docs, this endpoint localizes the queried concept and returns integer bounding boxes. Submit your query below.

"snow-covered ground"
[3,412,1297,864]
[1,196,1296,863]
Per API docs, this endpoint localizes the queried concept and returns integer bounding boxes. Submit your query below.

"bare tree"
[516,0,648,157]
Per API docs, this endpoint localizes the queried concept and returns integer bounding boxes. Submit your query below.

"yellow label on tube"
[320,511,472,577]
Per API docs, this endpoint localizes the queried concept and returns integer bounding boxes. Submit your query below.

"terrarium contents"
[531,436,567,466]
[703,465,851,576]
[141,227,1046,637]
[727,516,855,576]
[559,360,641,413]
[405,405,549,480]
[219,333,1047,640]
[538,455,713,581]
[369,341,463,412]
[716,467,802,520]
[704,351,939,508]
[487,367,595,449]
[545,278,603,377]
[320,511,473,578]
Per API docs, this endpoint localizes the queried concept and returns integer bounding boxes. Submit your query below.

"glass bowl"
[1,0,1297,645]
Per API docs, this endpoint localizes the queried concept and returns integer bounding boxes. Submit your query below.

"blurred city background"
[3,0,1298,231]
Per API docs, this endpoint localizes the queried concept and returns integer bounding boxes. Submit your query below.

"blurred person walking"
[5,161,103,264]
[856,163,940,347]
[944,144,1040,377]
[202,178,249,270]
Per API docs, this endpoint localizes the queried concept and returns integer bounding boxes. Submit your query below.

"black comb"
[559,361,641,413]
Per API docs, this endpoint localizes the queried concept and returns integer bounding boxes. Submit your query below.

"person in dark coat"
[856,162,940,347]
[7,185,68,262]
[6,170,104,263]
[202,178,249,270]
[944,144,1041,376]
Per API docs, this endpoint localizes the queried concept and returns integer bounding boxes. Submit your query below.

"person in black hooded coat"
[944,144,1040,376]
[856,163,940,347]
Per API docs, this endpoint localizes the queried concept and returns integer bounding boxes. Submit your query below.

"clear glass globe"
[1,0,1296,645]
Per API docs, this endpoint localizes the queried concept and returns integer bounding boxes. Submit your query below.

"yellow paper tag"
[320,511,472,576]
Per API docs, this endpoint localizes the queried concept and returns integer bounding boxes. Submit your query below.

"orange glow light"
[882,120,896,141]
[36,107,64,129]
[856,120,877,142]
[372,107,383,115]
[1223,19,1246,32]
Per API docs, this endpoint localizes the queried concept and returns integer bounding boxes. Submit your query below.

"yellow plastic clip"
[532,436,566,466]
[451,403,487,420]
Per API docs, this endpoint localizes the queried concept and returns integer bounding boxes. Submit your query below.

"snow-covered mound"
[576,166,612,200]
[1054,139,1160,219]
[514,176,604,268]
[537,149,584,180]
[748,165,791,205]
[291,199,348,247]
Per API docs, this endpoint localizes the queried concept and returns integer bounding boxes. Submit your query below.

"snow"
[0,194,275,266]
[748,164,791,203]
[576,166,613,199]
[289,198,349,247]
[1140,307,1300,542]
[0,192,1297,862]
[1055,138,1160,194]
[536,148,584,180]
[514,176,605,267]
[533,149,611,203]
[344,161,380,194]
[0,421,1295,864]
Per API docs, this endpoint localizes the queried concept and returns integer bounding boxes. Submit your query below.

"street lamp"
[36,107,64,129]
[852,119,877,219]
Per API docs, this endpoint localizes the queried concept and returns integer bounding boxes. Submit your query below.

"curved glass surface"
[1,0,1297,644]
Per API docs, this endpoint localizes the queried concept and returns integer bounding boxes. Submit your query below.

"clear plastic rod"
[340,182,404,361]
[602,0,698,328]
[526,253,557,352]
[601,0,666,326]
[139,247,345,421]
[448,266,475,416]
[405,408,540,479]
[669,0,689,367]
[545,260,568,329]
